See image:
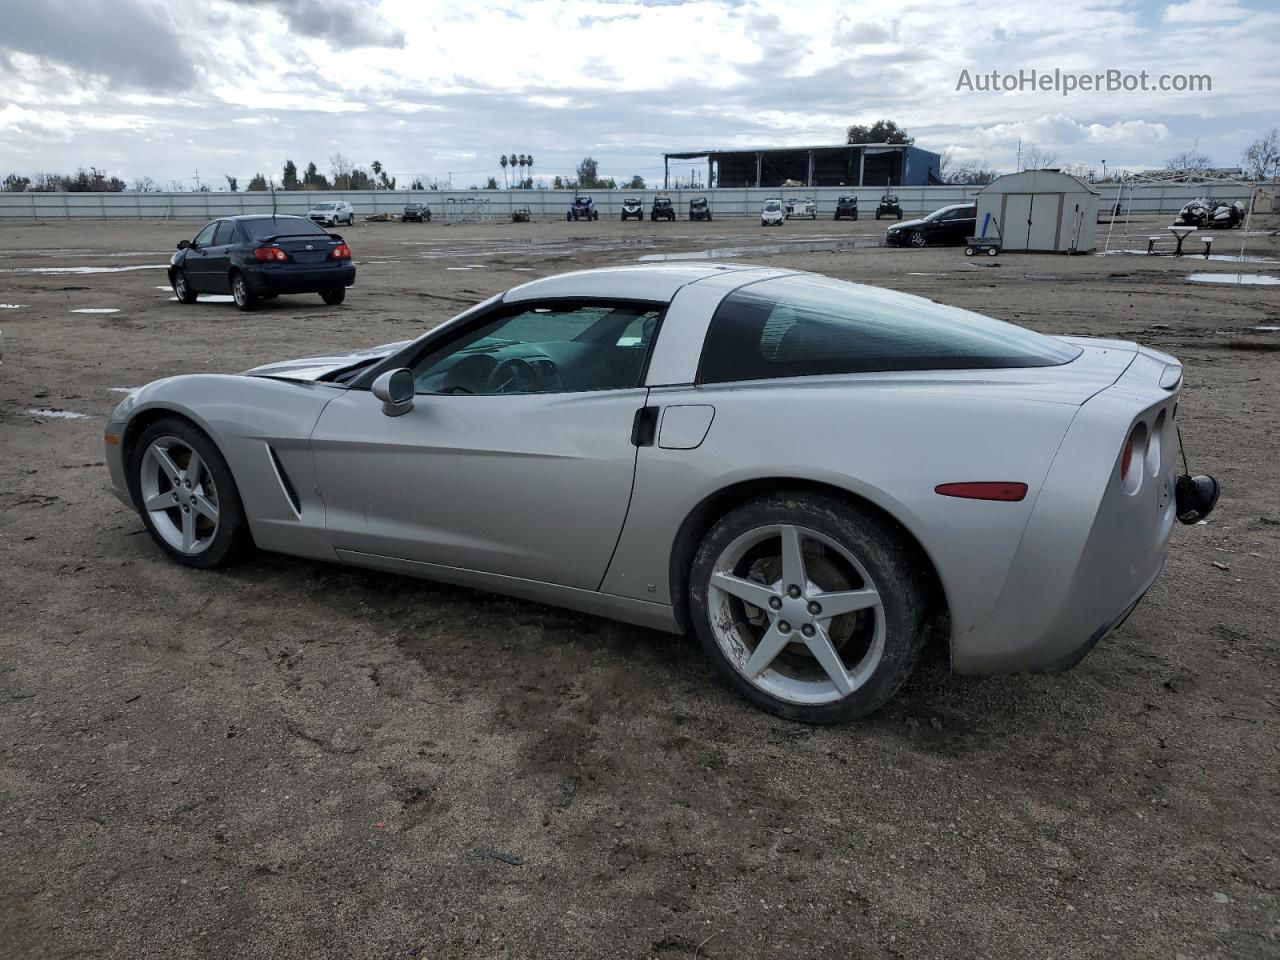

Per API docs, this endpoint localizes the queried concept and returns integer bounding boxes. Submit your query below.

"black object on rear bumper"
[1175,474,1220,524]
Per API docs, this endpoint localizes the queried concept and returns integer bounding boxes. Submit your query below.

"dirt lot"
[1,212,1278,959]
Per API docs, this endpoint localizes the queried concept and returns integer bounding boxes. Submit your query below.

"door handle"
[631,406,659,447]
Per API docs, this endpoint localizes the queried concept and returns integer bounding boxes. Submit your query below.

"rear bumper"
[242,263,355,294]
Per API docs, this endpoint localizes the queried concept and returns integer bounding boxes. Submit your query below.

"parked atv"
[567,196,599,221]
[620,198,643,221]
[834,196,859,221]
[876,194,902,220]
[651,197,676,221]
[689,197,712,221]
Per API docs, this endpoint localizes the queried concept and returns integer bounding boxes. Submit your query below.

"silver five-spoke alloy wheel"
[139,436,220,555]
[707,524,885,706]
[232,274,251,309]
[173,272,190,300]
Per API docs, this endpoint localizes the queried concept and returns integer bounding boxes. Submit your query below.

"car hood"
[242,340,411,382]
[886,217,926,231]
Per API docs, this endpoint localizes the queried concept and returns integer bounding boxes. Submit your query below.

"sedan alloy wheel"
[139,435,220,556]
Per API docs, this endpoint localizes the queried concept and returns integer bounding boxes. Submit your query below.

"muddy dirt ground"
[1,212,1278,959]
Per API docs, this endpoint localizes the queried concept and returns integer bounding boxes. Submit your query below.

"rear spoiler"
[259,233,342,243]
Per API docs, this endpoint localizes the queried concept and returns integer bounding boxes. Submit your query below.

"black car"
[689,197,712,221]
[875,194,902,220]
[884,203,977,248]
[651,197,676,221]
[621,198,643,221]
[169,215,355,311]
[403,202,431,222]
[834,196,859,221]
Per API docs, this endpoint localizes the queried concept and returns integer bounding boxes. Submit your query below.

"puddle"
[71,308,120,314]
[168,295,235,303]
[4,264,167,275]
[446,266,473,271]
[1186,273,1279,286]
[638,238,859,262]
[0,303,24,308]
[108,387,138,393]
[1097,250,1279,265]
[24,408,90,420]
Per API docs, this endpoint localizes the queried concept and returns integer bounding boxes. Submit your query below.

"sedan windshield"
[242,216,328,240]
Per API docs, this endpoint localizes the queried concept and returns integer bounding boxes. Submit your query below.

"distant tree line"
[2,168,128,192]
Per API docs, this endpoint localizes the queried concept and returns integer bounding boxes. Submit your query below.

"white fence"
[0,183,1256,221]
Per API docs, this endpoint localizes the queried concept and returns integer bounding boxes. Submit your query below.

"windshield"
[655,199,671,205]
[242,216,328,240]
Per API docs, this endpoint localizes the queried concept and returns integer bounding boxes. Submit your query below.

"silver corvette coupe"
[104,265,1219,723]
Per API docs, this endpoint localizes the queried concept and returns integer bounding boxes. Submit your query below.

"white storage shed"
[976,170,1100,253]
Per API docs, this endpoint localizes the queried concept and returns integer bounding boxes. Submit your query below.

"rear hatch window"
[700,274,1082,383]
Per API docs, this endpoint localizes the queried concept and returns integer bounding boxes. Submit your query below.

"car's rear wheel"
[230,272,257,311]
[130,418,251,569]
[909,231,927,248]
[172,269,197,304]
[689,492,926,723]
[321,287,346,305]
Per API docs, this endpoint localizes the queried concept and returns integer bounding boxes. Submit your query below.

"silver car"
[103,265,1218,723]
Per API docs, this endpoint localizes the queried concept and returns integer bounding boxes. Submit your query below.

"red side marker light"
[935,482,1028,502]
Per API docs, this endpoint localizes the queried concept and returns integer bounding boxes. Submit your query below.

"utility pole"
[1015,140,1022,173]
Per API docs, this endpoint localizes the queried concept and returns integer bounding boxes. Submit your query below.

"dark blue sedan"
[169,215,355,311]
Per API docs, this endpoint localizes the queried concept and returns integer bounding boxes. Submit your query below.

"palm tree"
[525,155,534,189]
[520,154,529,188]
[371,160,383,189]
[499,155,508,188]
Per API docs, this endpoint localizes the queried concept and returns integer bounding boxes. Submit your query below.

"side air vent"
[266,444,302,516]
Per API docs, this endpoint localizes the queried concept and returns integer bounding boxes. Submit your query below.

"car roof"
[221,214,315,222]
[504,264,776,304]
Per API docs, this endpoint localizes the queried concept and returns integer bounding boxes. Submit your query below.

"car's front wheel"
[130,418,251,568]
[909,231,927,248]
[689,492,926,723]
[321,287,346,305]
[172,269,197,304]
[230,272,258,311]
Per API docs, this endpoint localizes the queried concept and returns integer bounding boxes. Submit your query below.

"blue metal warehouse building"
[662,143,943,189]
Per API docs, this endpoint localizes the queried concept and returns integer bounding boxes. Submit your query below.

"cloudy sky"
[1,0,1275,188]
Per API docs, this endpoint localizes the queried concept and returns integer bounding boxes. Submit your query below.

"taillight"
[1119,422,1148,494]
[254,246,288,262]
[331,243,351,260]
[934,482,1028,502]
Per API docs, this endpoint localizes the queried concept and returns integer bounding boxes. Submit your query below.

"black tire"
[707,214,712,221]
[875,212,881,220]
[172,269,197,304]
[128,417,252,569]
[321,287,346,305]
[230,271,258,311]
[689,492,927,723]
[852,213,857,221]
[896,212,903,220]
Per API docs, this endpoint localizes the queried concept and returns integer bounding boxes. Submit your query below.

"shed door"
[1002,194,1033,249]
[1028,193,1062,250]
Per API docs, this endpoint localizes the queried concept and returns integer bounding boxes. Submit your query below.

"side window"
[192,222,217,247]
[411,302,662,396]
[212,221,236,245]
[698,275,1082,384]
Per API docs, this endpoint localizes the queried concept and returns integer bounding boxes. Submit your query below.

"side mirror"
[371,368,415,417]
[177,240,191,250]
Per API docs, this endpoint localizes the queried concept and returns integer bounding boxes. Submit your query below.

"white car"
[307,201,355,227]
[785,197,817,220]
[761,198,785,227]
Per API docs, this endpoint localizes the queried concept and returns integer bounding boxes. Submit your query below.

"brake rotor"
[742,551,859,657]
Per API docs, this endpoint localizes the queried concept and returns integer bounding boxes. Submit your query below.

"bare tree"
[1021,145,1058,170]
[1241,129,1280,181]
[132,176,156,192]
[1165,148,1213,173]
[329,153,354,190]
